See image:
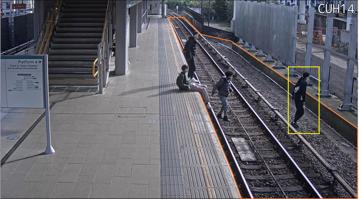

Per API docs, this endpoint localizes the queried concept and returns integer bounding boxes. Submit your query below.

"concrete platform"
[1,16,239,198]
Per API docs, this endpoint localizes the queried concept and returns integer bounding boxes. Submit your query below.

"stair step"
[61,13,106,18]
[50,43,99,49]
[59,18,105,23]
[49,75,98,86]
[56,27,102,33]
[52,38,101,44]
[63,4,107,8]
[49,61,94,68]
[49,67,92,74]
[63,0,107,1]
[49,55,97,61]
[49,49,97,55]
[62,8,106,13]
[54,32,102,38]
[57,23,104,27]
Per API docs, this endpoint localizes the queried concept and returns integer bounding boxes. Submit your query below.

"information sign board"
[1,55,54,155]
[1,56,45,108]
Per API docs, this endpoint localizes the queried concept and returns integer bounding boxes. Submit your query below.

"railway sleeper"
[259,152,281,159]
[246,173,297,181]
[250,186,303,193]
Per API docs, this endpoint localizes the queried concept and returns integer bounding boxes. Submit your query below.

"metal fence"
[234,1,297,65]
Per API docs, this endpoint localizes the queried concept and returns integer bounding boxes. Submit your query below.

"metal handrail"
[36,0,62,54]
[100,0,112,49]
[1,40,35,55]
[142,8,149,18]
[93,0,113,93]
[178,16,356,198]
[92,58,99,78]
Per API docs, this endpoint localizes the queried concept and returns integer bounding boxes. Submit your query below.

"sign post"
[1,55,55,154]
[43,55,55,154]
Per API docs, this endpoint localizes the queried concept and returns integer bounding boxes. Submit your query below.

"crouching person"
[176,65,210,107]
[212,71,233,122]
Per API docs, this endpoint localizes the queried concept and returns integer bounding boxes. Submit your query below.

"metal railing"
[92,0,113,94]
[36,0,62,54]
[1,40,36,55]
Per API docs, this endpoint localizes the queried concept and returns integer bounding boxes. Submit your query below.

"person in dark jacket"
[212,71,233,122]
[291,72,309,128]
[176,65,210,106]
[183,36,197,79]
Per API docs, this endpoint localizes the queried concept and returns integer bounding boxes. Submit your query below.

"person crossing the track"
[183,35,197,80]
[212,71,234,122]
[291,72,309,128]
[176,64,211,108]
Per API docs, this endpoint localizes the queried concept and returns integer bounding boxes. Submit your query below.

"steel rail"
[173,16,324,198]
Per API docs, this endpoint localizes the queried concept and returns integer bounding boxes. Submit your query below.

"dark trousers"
[294,97,304,123]
[187,59,195,78]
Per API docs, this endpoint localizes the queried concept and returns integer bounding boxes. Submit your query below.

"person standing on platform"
[183,36,197,79]
[291,72,309,128]
[212,71,233,122]
[176,65,211,107]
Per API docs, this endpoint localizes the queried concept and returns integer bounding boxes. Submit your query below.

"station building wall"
[1,13,34,51]
[233,1,297,65]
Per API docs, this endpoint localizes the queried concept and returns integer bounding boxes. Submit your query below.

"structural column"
[339,18,357,111]
[137,2,143,33]
[129,4,138,48]
[115,0,129,75]
[345,1,353,31]
[346,11,352,31]
[231,0,237,32]
[161,0,165,18]
[305,7,315,85]
[144,1,148,24]
[298,0,306,24]
[33,0,45,40]
[320,13,334,97]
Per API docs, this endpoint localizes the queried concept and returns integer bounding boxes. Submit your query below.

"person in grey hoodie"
[212,71,233,122]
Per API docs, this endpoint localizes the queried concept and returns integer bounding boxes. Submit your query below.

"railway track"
[210,39,357,189]
[168,13,354,198]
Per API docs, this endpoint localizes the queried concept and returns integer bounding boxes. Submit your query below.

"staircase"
[48,0,107,86]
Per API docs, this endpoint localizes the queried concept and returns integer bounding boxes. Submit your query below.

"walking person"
[291,72,309,128]
[183,36,197,79]
[212,71,234,122]
[176,65,210,107]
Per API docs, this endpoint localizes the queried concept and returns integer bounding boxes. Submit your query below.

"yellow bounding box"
[287,66,320,134]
